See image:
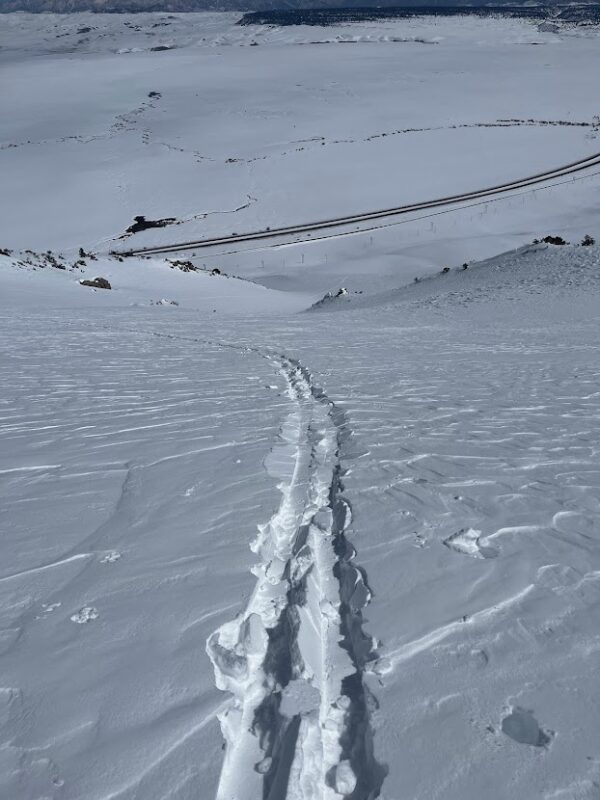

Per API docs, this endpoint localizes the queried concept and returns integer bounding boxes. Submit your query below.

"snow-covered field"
[1,10,600,800]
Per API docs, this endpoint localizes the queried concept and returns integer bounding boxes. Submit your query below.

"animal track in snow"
[501,706,553,747]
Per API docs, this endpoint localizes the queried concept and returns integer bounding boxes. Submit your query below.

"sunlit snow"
[1,9,600,800]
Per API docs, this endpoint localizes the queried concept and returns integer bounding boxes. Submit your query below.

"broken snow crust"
[206,353,382,800]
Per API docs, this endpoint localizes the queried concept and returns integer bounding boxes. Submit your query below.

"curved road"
[115,151,600,257]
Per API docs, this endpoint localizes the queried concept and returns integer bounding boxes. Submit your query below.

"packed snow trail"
[206,353,385,800]
[94,326,386,797]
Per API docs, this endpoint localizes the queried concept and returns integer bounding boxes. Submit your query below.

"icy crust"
[206,354,384,799]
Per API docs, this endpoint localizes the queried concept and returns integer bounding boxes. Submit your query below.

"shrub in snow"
[168,259,197,272]
[542,235,568,245]
[581,234,595,246]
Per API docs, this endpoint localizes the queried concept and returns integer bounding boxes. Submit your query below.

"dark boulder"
[125,215,176,235]
[80,277,111,290]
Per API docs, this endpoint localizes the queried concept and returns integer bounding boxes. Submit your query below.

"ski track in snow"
[204,350,385,800]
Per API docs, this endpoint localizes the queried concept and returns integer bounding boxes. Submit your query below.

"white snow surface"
[1,11,600,800]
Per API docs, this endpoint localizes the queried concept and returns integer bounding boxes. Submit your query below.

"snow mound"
[322,243,600,313]
[0,249,311,315]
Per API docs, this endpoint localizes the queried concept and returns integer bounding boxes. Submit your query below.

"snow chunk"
[279,679,320,718]
[334,760,357,794]
[443,528,498,559]
[70,606,99,624]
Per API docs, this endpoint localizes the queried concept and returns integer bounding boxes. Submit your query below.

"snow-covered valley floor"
[1,10,600,800]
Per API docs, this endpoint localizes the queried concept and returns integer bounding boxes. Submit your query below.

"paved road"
[115,151,600,257]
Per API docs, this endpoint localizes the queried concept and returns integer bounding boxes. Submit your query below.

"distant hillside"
[0,0,218,10]
[0,0,587,13]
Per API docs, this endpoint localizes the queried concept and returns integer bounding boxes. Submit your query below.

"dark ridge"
[238,4,600,26]
[3,1,600,21]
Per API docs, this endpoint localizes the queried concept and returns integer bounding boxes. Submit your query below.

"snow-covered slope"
[2,11,600,800]
[0,249,316,313]
[315,239,600,312]
[2,237,599,800]
[1,11,599,269]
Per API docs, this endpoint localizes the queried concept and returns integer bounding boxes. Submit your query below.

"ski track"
[205,351,386,800]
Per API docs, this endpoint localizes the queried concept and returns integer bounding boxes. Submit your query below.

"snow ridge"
[206,353,385,799]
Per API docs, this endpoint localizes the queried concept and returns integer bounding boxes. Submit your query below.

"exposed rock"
[125,215,176,235]
[80,277,111,290]
[310,287,351,310]
[538,22,560,33]
[168,259,197,272]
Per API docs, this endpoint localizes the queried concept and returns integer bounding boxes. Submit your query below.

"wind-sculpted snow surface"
[3,10,600,800]
[207,352,385,799]
[0,317,295,799]
[2,244,600,799]
[268,248,600,800]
